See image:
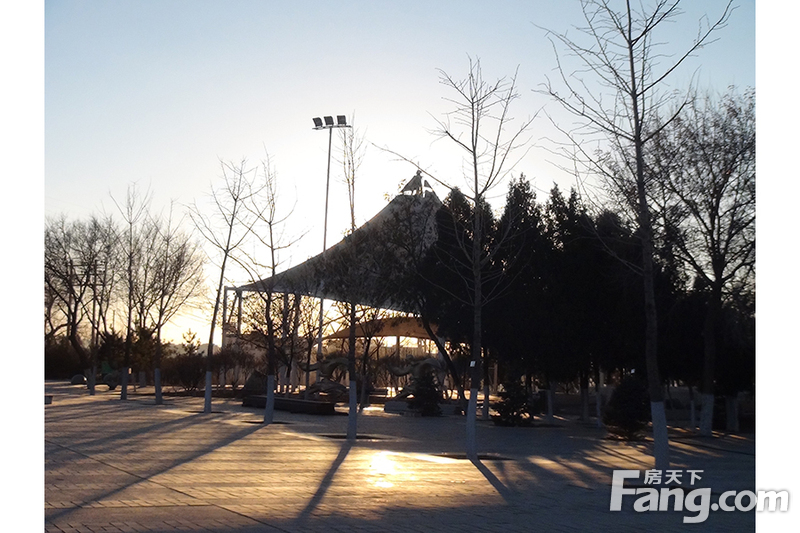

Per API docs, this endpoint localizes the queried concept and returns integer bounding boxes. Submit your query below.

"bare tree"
[648,88,755,435]
[340,119,368,440]
[385,57,533,459]
[45,215,115,383]
[110,183,152,400]
[132,218,161,333]
[338,114,367,231]
[189,160,262,414]
[437,59,533,459]
[540,0,732,468]
[241,156,302,423]
[355,306,393,411]
[147,203,206,405]
[295,291,323,398]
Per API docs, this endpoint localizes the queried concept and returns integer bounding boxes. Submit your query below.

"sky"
[43,0,755,225]
[5,1,800,527]
[41,0,756,341]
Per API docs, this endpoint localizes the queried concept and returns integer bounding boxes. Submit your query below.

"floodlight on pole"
[310,114,351,394]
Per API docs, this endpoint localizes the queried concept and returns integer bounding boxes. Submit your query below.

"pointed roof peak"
[401,170,435,197]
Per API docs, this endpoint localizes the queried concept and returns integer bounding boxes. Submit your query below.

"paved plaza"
[44,382,757,532]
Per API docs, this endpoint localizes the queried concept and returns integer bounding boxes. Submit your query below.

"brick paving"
[43,382,758,532]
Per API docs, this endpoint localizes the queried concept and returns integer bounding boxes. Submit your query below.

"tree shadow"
[470,457,515,504]
[45,413,265,523]
[293,440,353,526]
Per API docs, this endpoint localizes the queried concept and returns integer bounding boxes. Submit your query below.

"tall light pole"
[310,115,350,395]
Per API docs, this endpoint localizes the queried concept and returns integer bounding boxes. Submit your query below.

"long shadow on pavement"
[471,458,515,504]
[45,412,267,524]
[293,440,353,527]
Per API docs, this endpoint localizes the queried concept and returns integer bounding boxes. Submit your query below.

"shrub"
[45,337,83,379]
[493,380,534,426]
[603,377,651,440]
[406,370,442,416]
[161,353,205,391]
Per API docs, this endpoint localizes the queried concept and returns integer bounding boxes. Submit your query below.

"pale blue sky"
[45,0,754,236]
[42,0,756,341]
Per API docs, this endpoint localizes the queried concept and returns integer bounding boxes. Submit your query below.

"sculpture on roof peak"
[401,170,433,197]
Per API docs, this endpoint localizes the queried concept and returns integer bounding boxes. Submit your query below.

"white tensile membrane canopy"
[236,173,442,329]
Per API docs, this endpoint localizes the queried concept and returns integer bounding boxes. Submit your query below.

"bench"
[242,395,336,415]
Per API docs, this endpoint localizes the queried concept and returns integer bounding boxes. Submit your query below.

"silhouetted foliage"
[45,336,84,379]
[161,333,205,391]
[131,326,156,377]
[493,380,536,427]
[97,331,125,372]
[603,377,651,440]
[715,293,755,396]
[406,369,442,417]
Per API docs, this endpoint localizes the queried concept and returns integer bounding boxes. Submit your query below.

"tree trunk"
[420,316,466,408]
[465,275,482,459]
[203,367,213,411]
[346,301,358,440]
[264,373,275,424]
[725,395,739,433]
[629,22,669,468]
[594,366,603,428]
[635,159,669,468]
[154,326,164,405]
[264,294,277,425]
[359,337,373,411]
[699,284,722,437]
[639,205,669,468]
[67,303,90,385]
[121,329,131,401]
[595,389,604,428]
[699,393,714,434]
[304,346,313,400]
[481,353,490,420]
[580,371,590,422]
[466,187,483,461]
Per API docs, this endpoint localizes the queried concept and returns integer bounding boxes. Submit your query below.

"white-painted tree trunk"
[481,384,490,420]
[595,388,603,428]
[651,401,670,470]
[85,368,94,396]
[725,396,739,433]
[580,387,590,422]
[466,387,478,460]
[546,382,555,425]
[290,362,299,392]
[347,378,358,440]
[277,367,285,395]
[699,393,714,436]
[203,371,213,413]
[154,368,162,405]
[120,367,129,400]
[263,374,275,424]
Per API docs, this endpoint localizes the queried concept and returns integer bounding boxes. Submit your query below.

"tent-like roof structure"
[323,316,437,340]
[236,172,442,313]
